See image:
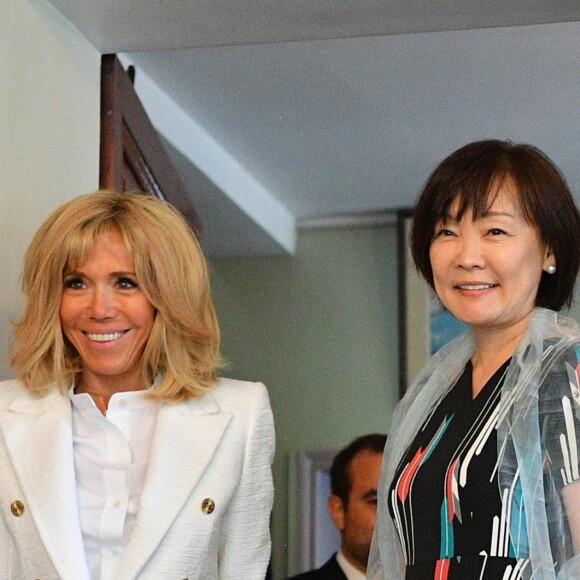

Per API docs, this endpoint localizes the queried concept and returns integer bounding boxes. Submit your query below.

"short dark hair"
[411,139,580,311]
[330,433,387,508]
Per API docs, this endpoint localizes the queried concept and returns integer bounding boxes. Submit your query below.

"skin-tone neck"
[74,377,146,414]
[470,314,529,398]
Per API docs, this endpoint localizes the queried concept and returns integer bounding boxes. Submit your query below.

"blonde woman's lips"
[84,331,127,342]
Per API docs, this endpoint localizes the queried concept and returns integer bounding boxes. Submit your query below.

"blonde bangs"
[11,190,222,399]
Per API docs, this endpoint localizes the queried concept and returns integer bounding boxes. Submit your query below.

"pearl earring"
[546,265,556,275]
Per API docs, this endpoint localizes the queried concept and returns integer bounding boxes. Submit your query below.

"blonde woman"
[0,191,274,579]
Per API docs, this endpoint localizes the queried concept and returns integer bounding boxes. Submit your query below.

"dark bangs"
[411,139,580,310]
[411,140,514,288]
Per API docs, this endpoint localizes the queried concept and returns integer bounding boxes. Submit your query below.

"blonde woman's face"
[59,228,155,392]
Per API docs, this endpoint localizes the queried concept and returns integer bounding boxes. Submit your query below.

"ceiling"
[48,0,580,256]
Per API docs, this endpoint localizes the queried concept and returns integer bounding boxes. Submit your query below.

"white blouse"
[69,387,160,580]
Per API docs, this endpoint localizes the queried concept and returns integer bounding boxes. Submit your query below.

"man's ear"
[328,494,346,532]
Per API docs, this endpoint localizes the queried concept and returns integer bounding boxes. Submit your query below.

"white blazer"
[0,377,275,580]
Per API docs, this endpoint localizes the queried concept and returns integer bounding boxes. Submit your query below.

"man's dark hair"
[330,433,387,508]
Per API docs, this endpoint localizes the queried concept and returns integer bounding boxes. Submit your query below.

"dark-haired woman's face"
[59,228,155,392]
[429,180,553,336]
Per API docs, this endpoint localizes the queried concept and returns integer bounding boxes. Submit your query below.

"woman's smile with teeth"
[456,283,496,290]
[85,331,127,342]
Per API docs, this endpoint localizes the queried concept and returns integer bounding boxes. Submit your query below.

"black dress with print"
[388,360,531,579]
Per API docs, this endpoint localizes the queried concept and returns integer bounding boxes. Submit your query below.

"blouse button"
[10,500,25,517]
[201,498,215,514]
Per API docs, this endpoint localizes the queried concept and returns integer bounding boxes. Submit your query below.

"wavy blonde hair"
[11,190,221,400]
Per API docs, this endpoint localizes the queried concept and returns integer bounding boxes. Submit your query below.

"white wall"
[210,224,400,577]
[0,0,101,378]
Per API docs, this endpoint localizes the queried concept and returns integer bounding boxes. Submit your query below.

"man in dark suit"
[288,433,387,579]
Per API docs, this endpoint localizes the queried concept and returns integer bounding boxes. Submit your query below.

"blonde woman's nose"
[88,286,117,318]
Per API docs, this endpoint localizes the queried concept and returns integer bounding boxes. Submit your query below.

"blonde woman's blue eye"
[118,277,138,289]
[64,278,84,289]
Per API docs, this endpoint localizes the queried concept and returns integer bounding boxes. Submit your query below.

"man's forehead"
[348,450,383,491]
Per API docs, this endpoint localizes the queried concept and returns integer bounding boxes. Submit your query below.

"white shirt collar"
[69,384,155,413]
[336,548,366,580]
[68,383,160,580]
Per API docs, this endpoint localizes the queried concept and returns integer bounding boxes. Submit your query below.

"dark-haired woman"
[368,140,580,579]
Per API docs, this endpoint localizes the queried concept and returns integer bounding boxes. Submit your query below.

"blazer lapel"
[0,389,90,580]
[118,392,231,578]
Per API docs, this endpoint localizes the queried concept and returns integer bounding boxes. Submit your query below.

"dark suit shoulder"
[287,554,347,580]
